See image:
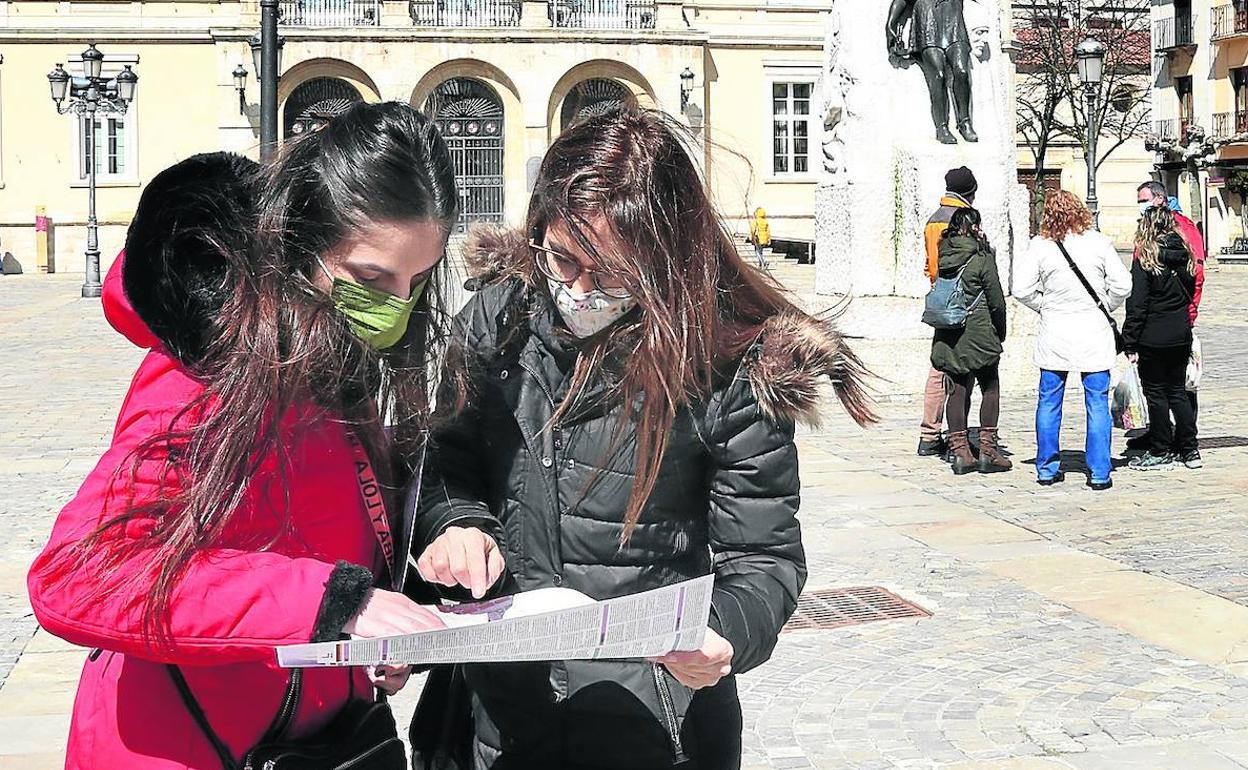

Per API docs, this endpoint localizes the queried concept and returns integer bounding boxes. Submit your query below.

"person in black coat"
[404,108,876,769]
[1123,206,1199,471]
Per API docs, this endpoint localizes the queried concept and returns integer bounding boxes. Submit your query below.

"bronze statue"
[886,0,977,144]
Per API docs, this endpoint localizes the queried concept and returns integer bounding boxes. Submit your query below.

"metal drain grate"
[782,587,930,632]
[1200,435,1248,450]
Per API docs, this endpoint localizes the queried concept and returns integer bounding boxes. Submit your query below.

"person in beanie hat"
[917,166,977,457]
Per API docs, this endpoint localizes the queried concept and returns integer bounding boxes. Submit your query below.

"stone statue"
[821,11,854,177]
[886,0,977,144]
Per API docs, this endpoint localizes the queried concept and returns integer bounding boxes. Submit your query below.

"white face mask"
[1139,202,1154,217]
[547,280,638,338]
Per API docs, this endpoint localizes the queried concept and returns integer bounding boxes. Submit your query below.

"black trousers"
[1136,344,1198,455]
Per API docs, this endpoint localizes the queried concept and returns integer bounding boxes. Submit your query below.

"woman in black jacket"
[406,108,876,769]
[1124,206,1199,471]
[930,208,1010,475]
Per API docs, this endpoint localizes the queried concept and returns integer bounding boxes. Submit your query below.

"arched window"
[283,77,363,138]
[425,79,505,232]
[560,78,633,130]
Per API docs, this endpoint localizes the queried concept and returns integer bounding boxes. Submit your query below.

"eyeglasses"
[529,240,632,299]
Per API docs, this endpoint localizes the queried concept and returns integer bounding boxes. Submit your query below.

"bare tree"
[1015,0,1152,221]
[1015,1,1069,226]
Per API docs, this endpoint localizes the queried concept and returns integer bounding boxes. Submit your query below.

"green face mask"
[318,258,426,350]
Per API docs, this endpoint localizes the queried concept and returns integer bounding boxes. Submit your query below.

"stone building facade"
[0,0,824,276]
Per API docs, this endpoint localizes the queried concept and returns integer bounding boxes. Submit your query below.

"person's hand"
[342,588,446,638]
[416,526,506,599]
[364,664,413,696]
[651,629,734,690]
[1127,352,1139,364]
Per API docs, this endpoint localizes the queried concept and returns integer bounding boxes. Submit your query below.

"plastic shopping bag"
[1186,333,1203,392]
[1112,361,1150,432]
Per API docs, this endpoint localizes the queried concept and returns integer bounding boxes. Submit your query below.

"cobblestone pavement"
[2,265,1247,769]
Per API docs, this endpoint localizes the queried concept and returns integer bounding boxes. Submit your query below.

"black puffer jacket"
[1123,231,1197,351]
[410,229,872,769]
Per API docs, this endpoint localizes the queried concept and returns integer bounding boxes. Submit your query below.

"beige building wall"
[0,0,824,277]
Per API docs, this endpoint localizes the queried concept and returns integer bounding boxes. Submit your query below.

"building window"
[76,114,133,181]
[772,82,812,175]
[1176,75,1194,142]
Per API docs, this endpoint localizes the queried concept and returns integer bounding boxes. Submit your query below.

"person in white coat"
[1014,191,1132,490]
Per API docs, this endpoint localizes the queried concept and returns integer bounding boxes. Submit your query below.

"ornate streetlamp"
[1075,37,1107,227]
[233,64,249,115]
[47,45,138,298]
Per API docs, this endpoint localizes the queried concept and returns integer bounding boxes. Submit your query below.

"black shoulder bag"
[1056,240,1125,354]
[166,437,407,770]
[167,666,405,770]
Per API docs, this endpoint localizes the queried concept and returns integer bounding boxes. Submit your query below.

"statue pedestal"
[815,0,1029,300]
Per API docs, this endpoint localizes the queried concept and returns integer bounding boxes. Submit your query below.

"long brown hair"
[517,108,873,541]
[1135,205,1196,276]
[51,102,458,646]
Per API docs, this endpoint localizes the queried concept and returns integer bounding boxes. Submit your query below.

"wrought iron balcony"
[1212,4,1248,39]
[1155,16,1197,52]
[409,0,521,27]
[279,0,382,26]
[549,0,657,30]
[1153,119,1179,142]
[1213,111,1248,140]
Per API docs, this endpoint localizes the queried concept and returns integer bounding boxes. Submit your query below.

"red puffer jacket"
[27,251,380,769]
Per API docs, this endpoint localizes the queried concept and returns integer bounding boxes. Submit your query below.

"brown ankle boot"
[977,427,1012,473]
[947,430,977,475]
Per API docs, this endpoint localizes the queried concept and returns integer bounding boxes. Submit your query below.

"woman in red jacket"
[27,102,456,769]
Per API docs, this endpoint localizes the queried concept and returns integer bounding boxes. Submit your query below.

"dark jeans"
[944,363,1001,433]
[1137,344,1198,455]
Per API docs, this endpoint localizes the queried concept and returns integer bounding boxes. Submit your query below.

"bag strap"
[167,666,306,770]
[347,432,395,579]
[167,665,241,770]
[1056,240,1117,329]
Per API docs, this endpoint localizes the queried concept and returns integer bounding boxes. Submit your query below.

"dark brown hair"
[54,103,458,646]
[517,107,874,541]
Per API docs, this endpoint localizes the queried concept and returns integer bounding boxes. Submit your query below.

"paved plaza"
[2,261,1247,769]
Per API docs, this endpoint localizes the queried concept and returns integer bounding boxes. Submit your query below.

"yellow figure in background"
[750,207,771,270]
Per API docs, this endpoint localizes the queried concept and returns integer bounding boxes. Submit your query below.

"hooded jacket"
[929,235,1007,376]
[749,208,771,247]
[409,228,872,768]
[27,153,378,770]
[1123,231,1197,352]
[924,194,972,282]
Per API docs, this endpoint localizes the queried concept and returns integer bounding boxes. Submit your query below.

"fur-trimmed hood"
[459,225,876,427]
[103,152,260,364]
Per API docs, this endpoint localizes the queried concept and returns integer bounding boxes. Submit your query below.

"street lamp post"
[1075,37,1107,228]
[257,0,285,162]
[233,64,249,115]
[47,46,138,299]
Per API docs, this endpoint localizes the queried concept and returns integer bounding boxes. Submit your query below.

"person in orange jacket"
[917,166,977,457]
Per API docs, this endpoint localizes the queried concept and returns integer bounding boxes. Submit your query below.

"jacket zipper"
[651,663,687,763]
[245,670,303,770]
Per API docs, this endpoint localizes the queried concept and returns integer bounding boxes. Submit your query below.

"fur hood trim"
[745,311,876,428]
[119,151,260,364]
[459,225,877,427]
[462,224,530,284]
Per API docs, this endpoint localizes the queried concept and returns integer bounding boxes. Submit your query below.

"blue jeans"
[1036,369,1112,483]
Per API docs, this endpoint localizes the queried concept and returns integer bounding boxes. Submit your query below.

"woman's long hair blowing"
[520,108,874,542]
[59,102,458,646]
[1135,205,1196,276]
